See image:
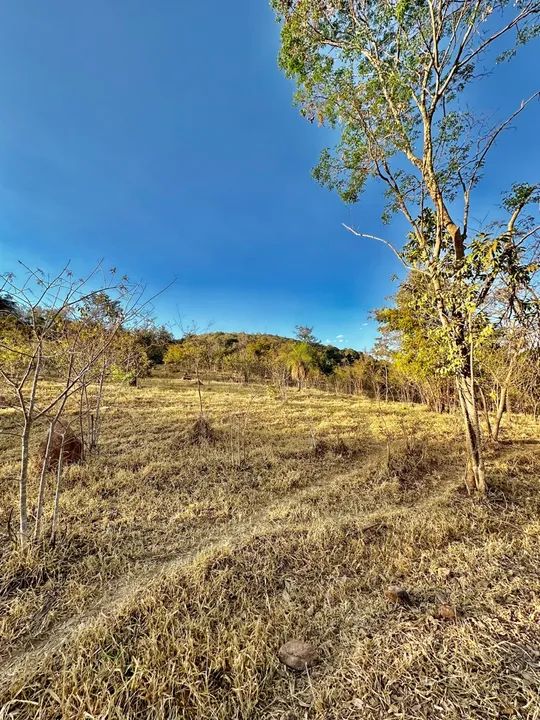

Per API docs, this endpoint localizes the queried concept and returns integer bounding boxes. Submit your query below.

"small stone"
[436,603,458,621]
[385,585,411,605]
[278,640,318,671]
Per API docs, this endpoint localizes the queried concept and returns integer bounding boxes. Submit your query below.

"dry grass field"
[1,379,540,719]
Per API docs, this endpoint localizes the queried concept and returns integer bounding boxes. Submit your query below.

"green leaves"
[503,183,540,213]
[271,0,538,238]
[272,0,539,389]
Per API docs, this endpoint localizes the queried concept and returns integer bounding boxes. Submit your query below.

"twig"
[343,224,427,275]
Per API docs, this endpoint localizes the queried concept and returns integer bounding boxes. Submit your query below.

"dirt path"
[1,541,215,695]
[0,442,461,696]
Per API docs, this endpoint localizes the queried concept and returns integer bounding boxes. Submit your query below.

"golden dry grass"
[1,378,539,719]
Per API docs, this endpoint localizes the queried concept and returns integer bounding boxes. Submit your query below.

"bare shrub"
[0,262,163,545]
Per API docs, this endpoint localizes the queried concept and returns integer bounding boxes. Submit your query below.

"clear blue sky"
[0,2,538,349]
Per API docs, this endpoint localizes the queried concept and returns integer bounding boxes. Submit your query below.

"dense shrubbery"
[373,274,540,433]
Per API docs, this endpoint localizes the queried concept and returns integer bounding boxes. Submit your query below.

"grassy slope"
[0,379,539,719]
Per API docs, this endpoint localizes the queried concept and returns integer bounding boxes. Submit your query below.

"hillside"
[161,331,364,383]
[168,329,362,357]
[1,379,539,718]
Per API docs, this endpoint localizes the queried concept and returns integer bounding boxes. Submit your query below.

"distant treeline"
[161,330,395,397]
[162,312,540,435]
[0,291,173,384]
[4,285,539,438]
[163,331,362,383]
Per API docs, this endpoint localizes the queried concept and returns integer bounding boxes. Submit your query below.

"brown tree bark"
[456,373,486,493]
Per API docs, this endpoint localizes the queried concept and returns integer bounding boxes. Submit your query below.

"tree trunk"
[478,386,494,441]
[50,433,65,543]
[34,422,53,540]
[18,344,42,546]
[456,373,486,493]
[19,422,31,545]
[79,385,87,459]
[91,359,107,450]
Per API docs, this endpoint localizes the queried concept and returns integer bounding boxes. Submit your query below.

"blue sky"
[0,2,538,350]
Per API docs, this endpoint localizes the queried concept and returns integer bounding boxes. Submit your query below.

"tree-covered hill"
[162,330,364,388]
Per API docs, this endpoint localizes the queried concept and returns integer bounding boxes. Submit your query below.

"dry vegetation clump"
[1,380,539,719]
[37,421,83,471]
[311,435,357,459]
[374,431,437,496]
[188,414,217,445]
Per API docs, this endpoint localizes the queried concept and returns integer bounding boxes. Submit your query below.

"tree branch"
[342,223,427,274]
